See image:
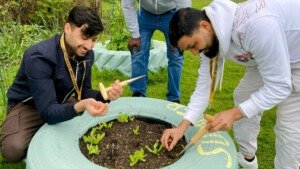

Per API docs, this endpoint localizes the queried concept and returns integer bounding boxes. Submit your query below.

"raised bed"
[26,97,238,169]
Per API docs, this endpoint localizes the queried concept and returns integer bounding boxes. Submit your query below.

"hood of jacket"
[204,0,237,57]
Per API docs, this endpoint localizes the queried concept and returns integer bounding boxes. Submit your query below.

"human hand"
[207,107,244,132]
[74,98,108,116]
[107,80,123,101]
[161,127,185,151]
[128,37,140,53]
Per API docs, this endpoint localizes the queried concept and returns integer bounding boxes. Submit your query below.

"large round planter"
[93,40,168,77]
[26,97,238,169]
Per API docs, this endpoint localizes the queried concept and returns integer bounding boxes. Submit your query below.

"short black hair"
[169,7,210,48]
[68,6,103,37]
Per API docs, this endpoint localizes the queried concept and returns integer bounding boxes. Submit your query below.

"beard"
[203,36,219,58]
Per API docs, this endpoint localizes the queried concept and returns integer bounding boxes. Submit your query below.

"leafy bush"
[105,1,130,51]
[0,21,58,66]
[0,0,101,28]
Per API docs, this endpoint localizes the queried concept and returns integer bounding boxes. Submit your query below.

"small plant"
[129,148,147,167]
[83,128,105,145]
[145,140,164,155]
[97,121,113,130]
[117,113,134,123]
[86,144,100,155]
[133,125,140,135]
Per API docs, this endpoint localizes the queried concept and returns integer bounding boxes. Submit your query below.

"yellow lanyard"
[60,33,86,100]
[209,56,218,104]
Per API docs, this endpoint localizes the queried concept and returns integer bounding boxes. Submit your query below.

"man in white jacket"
[161,0,300,169]
[121,0,190,103]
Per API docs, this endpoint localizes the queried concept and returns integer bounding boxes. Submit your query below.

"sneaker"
[237,152,258,169]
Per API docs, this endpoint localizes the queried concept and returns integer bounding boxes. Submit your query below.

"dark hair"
[169,7,210,48]
[68,6,103,37]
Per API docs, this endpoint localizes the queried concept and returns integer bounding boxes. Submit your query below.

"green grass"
[0,0,275,168]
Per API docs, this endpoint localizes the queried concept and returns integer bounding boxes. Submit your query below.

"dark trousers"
[0,102,44,162]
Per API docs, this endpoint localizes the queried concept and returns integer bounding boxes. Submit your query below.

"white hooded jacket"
[184,0,300,124]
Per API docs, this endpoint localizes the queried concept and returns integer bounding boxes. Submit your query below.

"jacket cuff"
[131,31,140,38]
[238,99,264,118]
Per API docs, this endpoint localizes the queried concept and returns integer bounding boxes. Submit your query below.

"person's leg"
[233,67,263,168]
[274,61,300,169]
[158,9,183,102]
[130,8,155,97]
[0,102,44,162]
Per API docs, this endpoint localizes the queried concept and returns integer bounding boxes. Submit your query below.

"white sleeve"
[175,0,191,9]
[239,17,292,118]
[121,0,140,38]
[183,54,211,125]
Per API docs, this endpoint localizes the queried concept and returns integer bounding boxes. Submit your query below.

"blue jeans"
[130,8,183,101]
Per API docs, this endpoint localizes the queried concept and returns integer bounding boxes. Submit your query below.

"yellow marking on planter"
[166,103,186,112]
[202,134,230,146]
[197,144,233,168]
[176,111,185,116]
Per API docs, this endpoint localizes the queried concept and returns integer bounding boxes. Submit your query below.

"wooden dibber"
[99,75,146,100]
[178,114,215,156]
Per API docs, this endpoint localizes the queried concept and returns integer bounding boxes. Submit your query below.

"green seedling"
[97,121,113,130]
[129,116,135,121]
[117,113,133,123]
[145,140,164,155]
[107,121,113,128]
[133,125,140,135]
[83,128,105,145]
[87,144,100,155]
[129,148,147,167]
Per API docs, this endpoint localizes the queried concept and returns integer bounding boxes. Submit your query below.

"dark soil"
[79,117,186,169]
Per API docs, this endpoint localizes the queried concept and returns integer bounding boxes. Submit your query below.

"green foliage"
[105,1,130,51]
[116,113,133,123]
[83,128,105,145]
[145,140,164,155]
[132,125,140,135]
[0,21,58,66]
[0,67,8,123]
[97,121,113,130]
[129,148,147,167]
[33,0,72,28]
[86,144,101,155]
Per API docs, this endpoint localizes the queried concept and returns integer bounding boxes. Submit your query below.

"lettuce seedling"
[87,144,100,155]
[83,129,105,145]
[117,113,130,123]
[129,148,147,167]
[97,121,113,130]
[133,125,140,135]
[145,140,164,155]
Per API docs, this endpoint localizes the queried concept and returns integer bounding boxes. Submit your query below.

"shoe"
[171,100,180,104]
[132,92,144,97]
[237,152,258,169]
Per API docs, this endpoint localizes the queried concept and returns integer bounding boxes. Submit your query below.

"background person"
[121,0,191,103]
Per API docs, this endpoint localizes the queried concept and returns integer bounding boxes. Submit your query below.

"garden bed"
[79,116,186,169]
[27,97,238,169]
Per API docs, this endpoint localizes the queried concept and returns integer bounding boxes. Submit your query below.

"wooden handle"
[190,127,208,144]
[105,80,128,92]
[190,114,215,144]
[99,82,108,100]
[204,114,215,123]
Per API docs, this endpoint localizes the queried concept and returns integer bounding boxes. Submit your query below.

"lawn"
[0,0,275,169]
